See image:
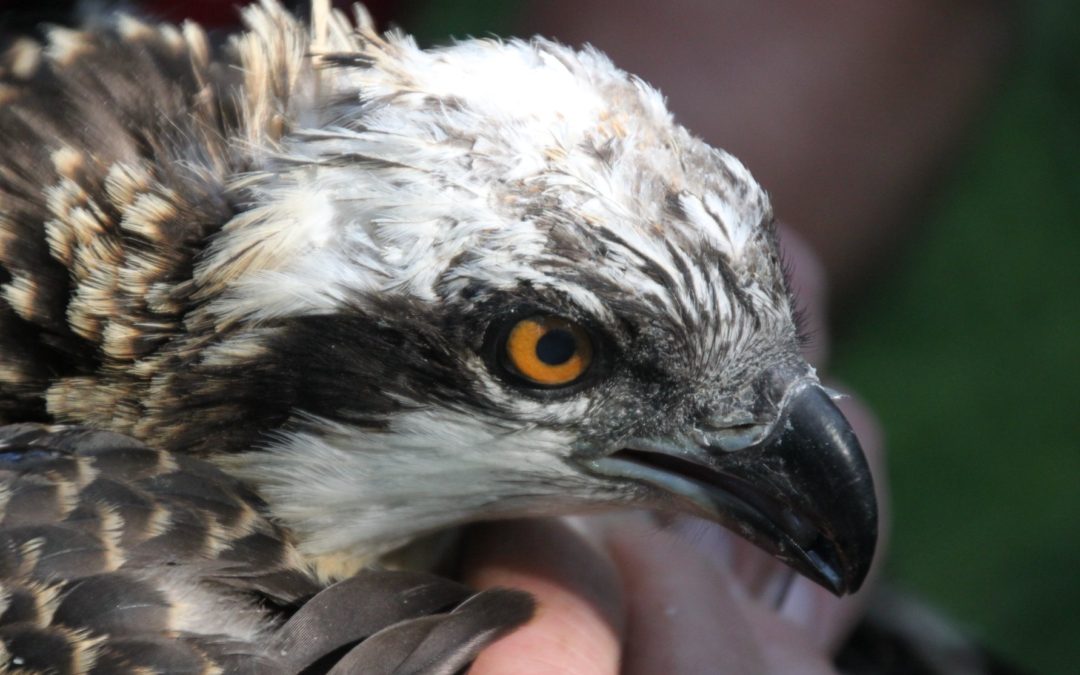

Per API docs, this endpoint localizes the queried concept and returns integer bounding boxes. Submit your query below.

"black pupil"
[535,329,577,365]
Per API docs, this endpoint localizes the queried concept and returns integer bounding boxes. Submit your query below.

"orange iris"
[504,316,592,386]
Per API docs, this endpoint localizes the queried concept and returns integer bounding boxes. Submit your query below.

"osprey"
[0,1,876,671]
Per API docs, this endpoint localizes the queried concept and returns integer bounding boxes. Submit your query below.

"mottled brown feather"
[0,12,238,438]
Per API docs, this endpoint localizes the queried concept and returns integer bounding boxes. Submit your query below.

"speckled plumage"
[0,424,531,673]
[0,1,875,672]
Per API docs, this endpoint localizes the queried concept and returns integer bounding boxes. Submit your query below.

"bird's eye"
[501,316,593,387]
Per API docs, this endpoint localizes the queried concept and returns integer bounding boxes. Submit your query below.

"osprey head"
[188,2,878,594]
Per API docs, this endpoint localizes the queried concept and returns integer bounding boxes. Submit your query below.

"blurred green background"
[830,3,1079,672]
[403,1,1079,672]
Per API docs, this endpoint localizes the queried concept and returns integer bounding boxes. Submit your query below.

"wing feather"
[0,424,531,673]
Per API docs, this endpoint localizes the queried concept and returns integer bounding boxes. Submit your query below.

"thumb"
[462,518,624,675]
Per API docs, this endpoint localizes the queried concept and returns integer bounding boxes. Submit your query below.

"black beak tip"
[769,384,879,596]
[805,525,877,597]
[838,489,879,595]
[779,513,876,597]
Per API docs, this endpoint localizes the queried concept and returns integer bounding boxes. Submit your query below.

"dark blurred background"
[2,1,1077,672]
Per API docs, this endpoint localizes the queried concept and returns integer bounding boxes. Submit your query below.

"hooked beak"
[586,381,877,595]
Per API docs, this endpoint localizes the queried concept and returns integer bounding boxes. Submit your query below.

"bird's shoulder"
[0,424,532,674]
[0,17,240,426]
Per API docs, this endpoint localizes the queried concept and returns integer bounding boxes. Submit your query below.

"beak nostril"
[700,411,758,429]
[723,423,762,433]
[693,422,769,452]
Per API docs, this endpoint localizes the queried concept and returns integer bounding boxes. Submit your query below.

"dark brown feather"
[0,14,239,441]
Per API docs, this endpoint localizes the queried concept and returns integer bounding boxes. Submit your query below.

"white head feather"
[199,1,802,573]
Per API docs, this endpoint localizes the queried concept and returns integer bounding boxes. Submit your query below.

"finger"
[606,517,836,675]
[462,518,624,675]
